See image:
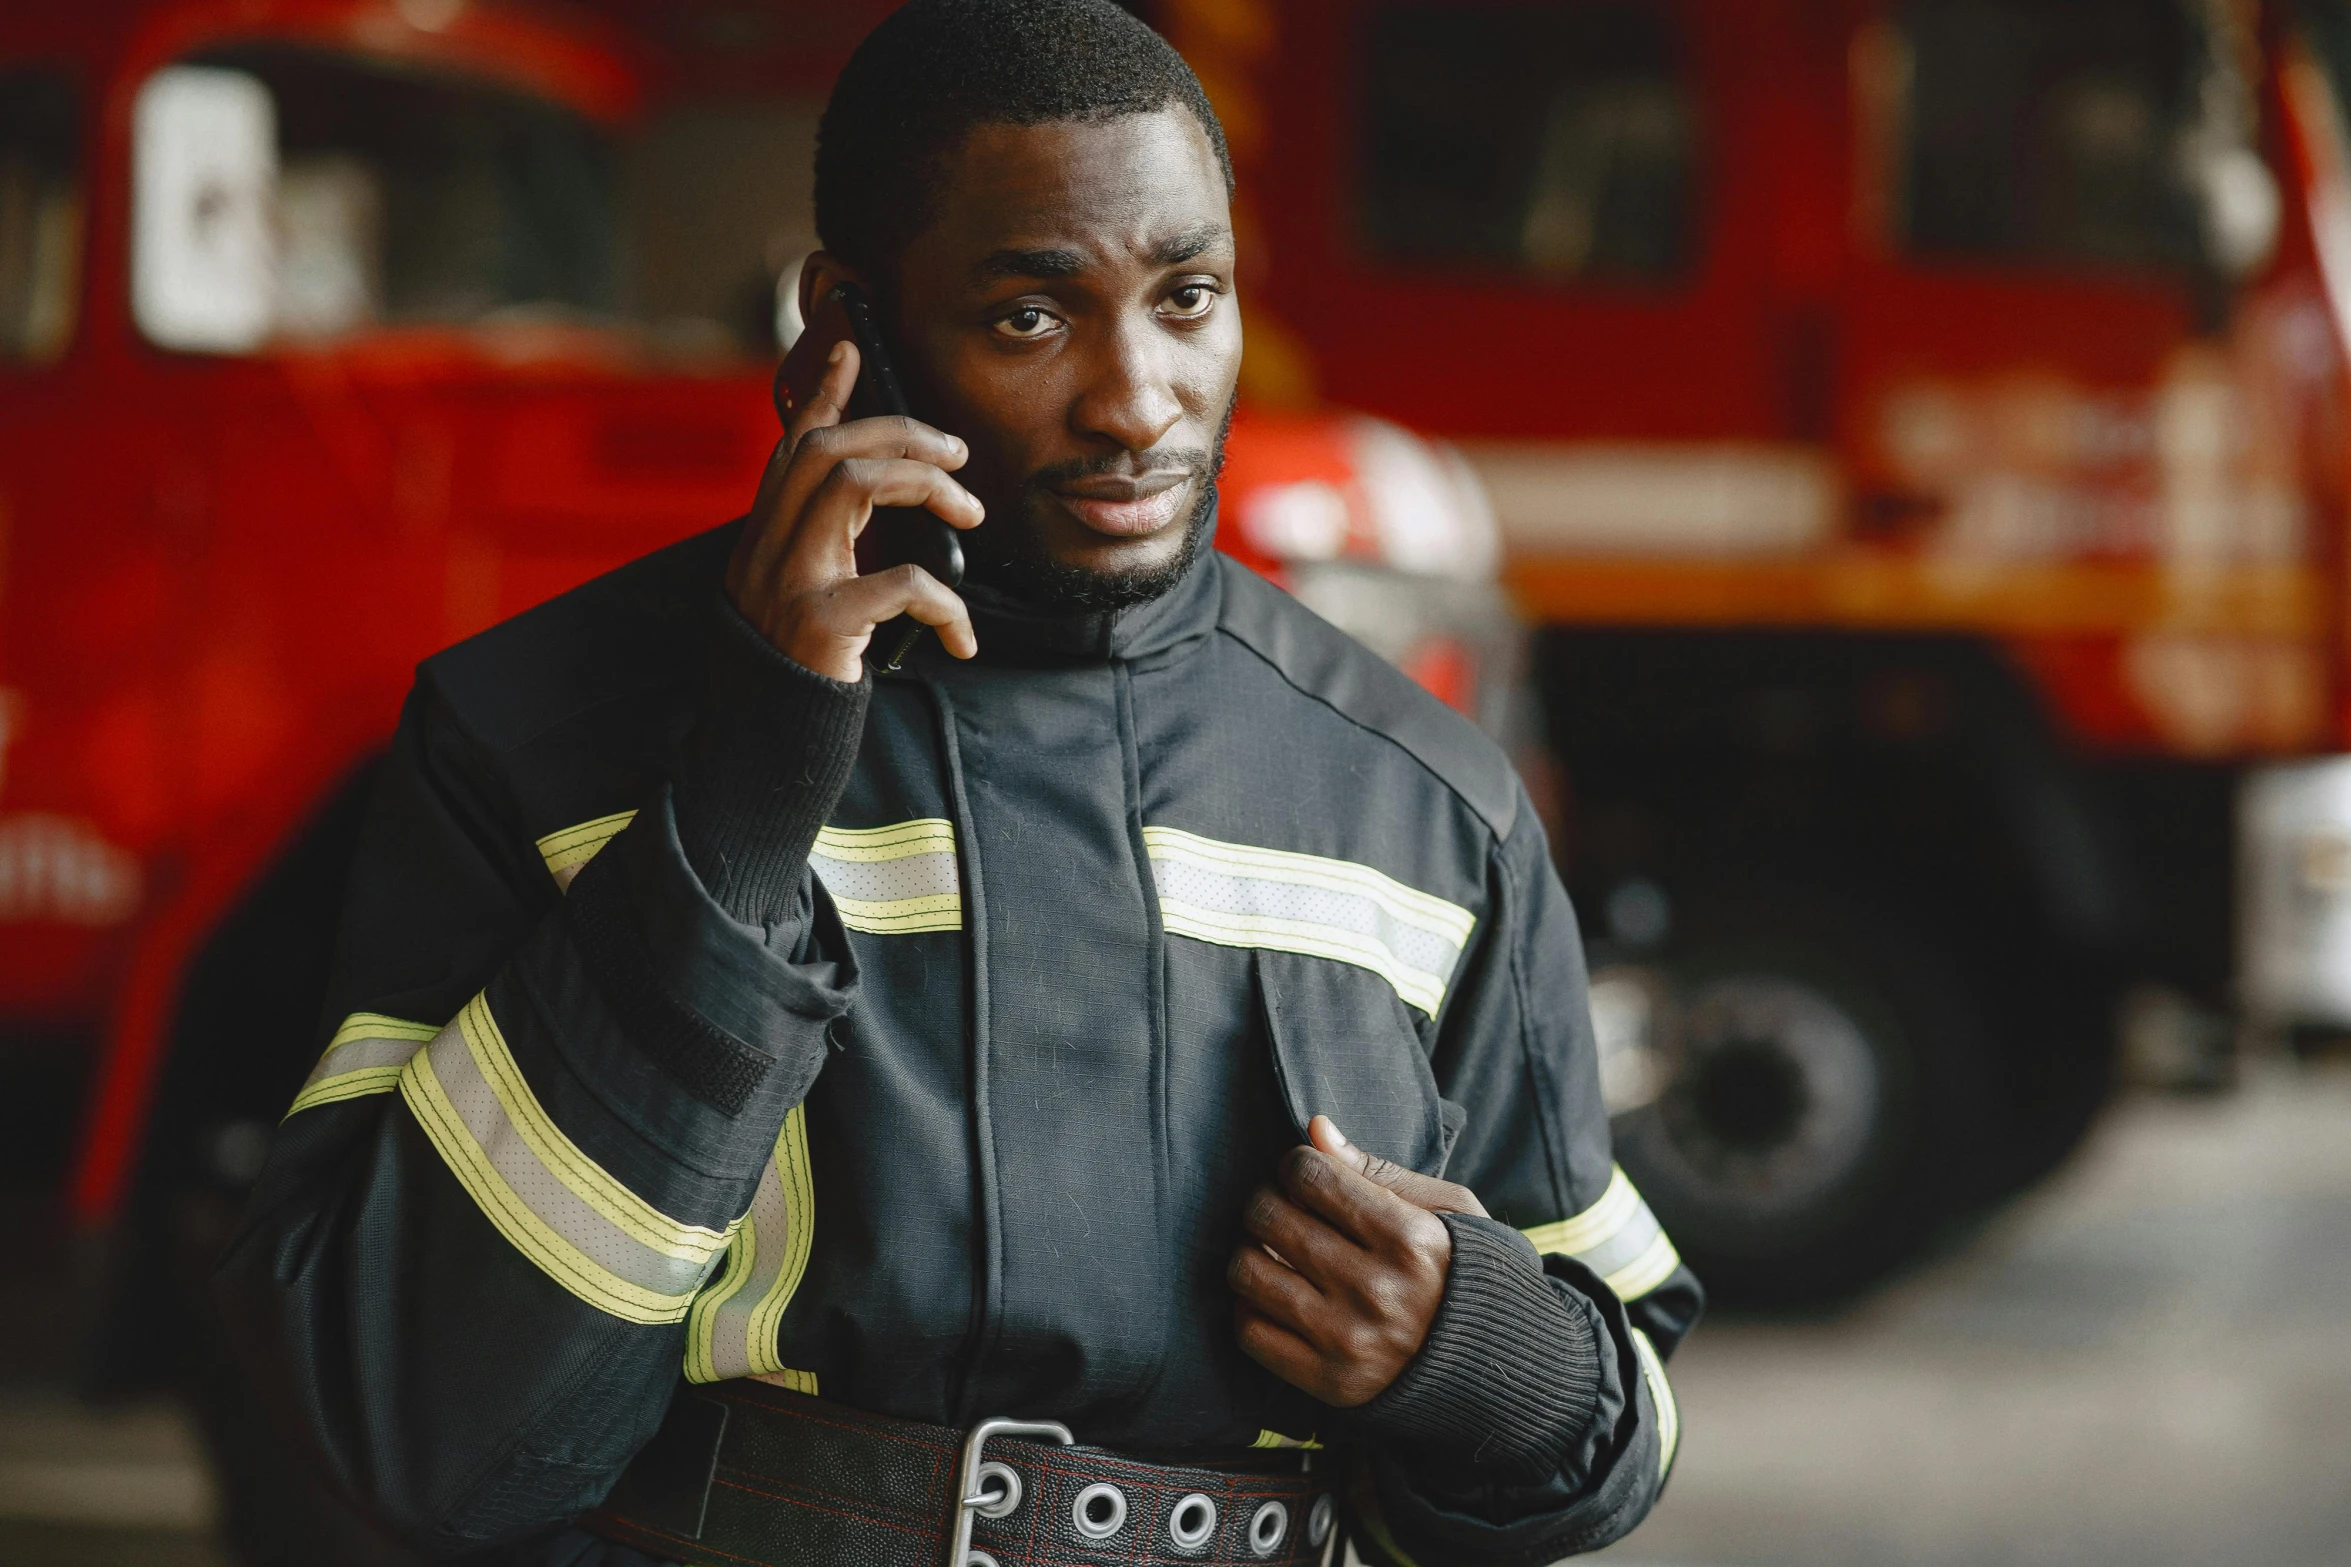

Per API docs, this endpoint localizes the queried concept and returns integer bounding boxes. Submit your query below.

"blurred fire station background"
[3,0,2351,1563]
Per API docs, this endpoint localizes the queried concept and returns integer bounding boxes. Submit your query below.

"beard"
[965,400,1233,614]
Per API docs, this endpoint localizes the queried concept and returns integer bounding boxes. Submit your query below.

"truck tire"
[1606,891,1989,1303]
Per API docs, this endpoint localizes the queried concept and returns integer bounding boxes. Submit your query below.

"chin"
[1054,527,1191,577]
[977,486,1215,614]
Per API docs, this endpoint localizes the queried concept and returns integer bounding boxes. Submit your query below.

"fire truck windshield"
[1356,1,1697,282]
[0,67,78,366]
[138,43,618,349]
[1895,0,2260,275]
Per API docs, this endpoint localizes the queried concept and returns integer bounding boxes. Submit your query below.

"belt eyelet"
[1072,1481,1128,1540]
[1168,1492,1218,1553]
[1307,1493,1336,1548]
[1248,1499,1289,1557]
[970,1461,1021,1520]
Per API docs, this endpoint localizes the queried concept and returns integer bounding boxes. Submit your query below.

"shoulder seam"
[1213,561,1519,839]
[1218,621,1500,836]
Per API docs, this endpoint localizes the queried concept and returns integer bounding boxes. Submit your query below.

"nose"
[1070,311,1184,454]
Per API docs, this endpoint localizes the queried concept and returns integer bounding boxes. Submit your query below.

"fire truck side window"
[1896,0,2212,270]
[1358,2,1697,282]
[0,69,80,366]
[133,45,616,348]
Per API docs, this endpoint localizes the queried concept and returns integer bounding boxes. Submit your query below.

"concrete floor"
[1598,1060,2351,1567]
[3,1064,2346,1566]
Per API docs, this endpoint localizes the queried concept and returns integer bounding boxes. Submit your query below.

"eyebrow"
[1147,223,1231,266]
[974,246,1087,281]
[970,224,1233,283]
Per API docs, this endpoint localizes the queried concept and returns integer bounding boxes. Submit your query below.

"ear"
[798,251,872,325]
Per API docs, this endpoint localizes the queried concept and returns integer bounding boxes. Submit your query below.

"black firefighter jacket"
[219,519,1702,1565]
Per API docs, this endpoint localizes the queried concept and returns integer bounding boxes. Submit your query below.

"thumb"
[1307,1116,1489,1218]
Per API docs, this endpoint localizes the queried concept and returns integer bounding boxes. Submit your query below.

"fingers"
[727,338,991,677]
[814,456,988,539]
[1227,1236,1325,1336]
[784,339,858,452]
[769,418,976,549]
[734,438,985,636]
[1276,1145,1426,1257]
[800,564,977,662]
[1308,1116,1489,1218]
[1231,1267,1430,1409]
[1233,1301,1323,1391]
[1240,1185,1357,1296]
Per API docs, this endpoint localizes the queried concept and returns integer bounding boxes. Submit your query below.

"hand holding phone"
[724,284,985,682]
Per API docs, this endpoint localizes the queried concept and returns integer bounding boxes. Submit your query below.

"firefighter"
[218,2,1700,1562]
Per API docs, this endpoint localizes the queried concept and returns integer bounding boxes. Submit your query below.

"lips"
[1050,474,1193,538]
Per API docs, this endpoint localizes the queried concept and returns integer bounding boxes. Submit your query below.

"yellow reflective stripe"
[685,1104,818,1384]
[1143,826,1475,942]
[457,994,732,1266]
[1250,1429,1323,1450]
[682,1211,758,1383]
[284,1012,441,1119]
[1520,1165,1640,1256]
[1631,1327,1680,1478]
[813,820,956,861]
[744,1105,817,1370]
[399,994,732,1326]
[1519,1164,1682,1302]
[750,1368,819,1395]
[285,1069,408,1115]
[827,892,962,933]
[538,812,966,929]
[329,1011,441,1051]
[1159,900,1451,1015]
[811,820,962,934]
[1604,1229,1685,1302]
[537,810,638,892]
[1143,826,1475,1016]
[1347,1472,1426,1567]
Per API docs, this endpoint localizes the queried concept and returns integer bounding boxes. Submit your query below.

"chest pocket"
[1257,953,1459,1177]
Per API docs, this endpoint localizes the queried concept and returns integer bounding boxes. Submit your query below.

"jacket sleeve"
[1348,792,1705,1565]
[215,603,866,1556]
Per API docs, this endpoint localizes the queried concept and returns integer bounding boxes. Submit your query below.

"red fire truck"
[1168,0,2351,1296]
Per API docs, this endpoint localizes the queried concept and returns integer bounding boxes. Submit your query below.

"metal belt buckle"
[949,1415,1075,1567]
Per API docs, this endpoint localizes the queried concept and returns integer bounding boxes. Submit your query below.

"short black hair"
[814,0,1234,277]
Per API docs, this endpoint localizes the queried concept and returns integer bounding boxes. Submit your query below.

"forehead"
[914,109,1232,279]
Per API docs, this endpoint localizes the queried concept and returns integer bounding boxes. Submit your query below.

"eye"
[992,305,1061,340]
[1162,283,1218,319]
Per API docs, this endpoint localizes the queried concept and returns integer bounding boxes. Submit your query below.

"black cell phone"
[827,285,963,671]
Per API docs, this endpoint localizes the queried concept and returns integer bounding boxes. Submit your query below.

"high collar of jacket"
[947,507,1225,668]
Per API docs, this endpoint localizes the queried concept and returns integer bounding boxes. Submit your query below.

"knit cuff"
[670,596,871,926]
[1356,1214,1604,1487]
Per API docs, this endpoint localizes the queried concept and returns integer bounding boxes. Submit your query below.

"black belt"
[595,1381,1340,1567]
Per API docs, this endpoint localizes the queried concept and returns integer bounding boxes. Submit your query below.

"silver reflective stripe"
[535,810,964,932]
[284,1012,438,1119]
[1142,826,1476,1016]
[810,820,961,934]
[537,811,637,893]
[399,993,733,1325]
[1520,1164,1682,1302]
[684,1104,817,1384]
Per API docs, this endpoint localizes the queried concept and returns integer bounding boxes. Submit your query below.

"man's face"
[888,108,1242,608]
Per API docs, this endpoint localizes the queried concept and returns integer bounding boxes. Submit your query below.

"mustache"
[1025,446,1217,488]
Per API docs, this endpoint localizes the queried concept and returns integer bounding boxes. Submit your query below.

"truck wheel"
[1606,893,1988,1303]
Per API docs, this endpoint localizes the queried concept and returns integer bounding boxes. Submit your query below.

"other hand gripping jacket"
[220,518,1701,1565]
